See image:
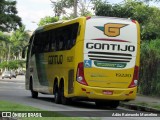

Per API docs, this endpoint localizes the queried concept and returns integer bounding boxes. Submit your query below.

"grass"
[0,100,98,120]
[0,100,42,111]
[136,102,148,106]
[135,102,160,110]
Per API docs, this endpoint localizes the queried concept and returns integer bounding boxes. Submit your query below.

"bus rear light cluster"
[86,16,91,20]
[128,66,139,88]
[131,20,136,24]
[76,62,88,86]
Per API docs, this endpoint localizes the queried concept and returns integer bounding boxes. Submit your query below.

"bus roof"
[32,16,133,35]
[33,16,86,35]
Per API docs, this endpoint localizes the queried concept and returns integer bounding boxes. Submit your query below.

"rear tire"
[30,80,38,98]
[54,83,61,104]
[95,101,104,108]
[95,100,119,109]
[109,101,119,108]
[60,82,70,105]
[31,90,38,98]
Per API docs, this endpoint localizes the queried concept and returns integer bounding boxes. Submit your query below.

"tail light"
[132,20,136,24]
[76,62,88,86]
[128,66,139,88]
[86,16,91,20]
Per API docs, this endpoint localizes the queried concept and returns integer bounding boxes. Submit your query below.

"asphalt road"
[0,76,159,120]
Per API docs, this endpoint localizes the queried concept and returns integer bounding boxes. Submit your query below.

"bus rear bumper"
[74,83,137,101]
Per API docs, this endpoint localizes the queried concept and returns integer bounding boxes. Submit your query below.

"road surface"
[0,75,159,120]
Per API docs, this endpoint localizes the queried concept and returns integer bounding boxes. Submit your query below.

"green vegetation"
[50,0,93,18]
[0,0,22,32]
[93,0,160,40]
[0,25,29,71]
[135,102,160,110]
[139,40,160,95]
[38,16,59,27]
[0,60,25,70]
[0,101,42,111]
[136,102,148,106]
[0,101,93,120]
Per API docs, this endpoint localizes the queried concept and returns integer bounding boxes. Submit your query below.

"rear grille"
[88,51,132,63]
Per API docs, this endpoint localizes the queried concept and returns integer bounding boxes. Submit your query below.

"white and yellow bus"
[25,16,140,108]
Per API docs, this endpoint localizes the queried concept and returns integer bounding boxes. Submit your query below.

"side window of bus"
[63,28,70,50]
[50,30,56,52]
[56,23,79,51]
[66,23,79,50]
[27,35,34,65]
[36,34,43,53]
[55,30,60,51]
[31,34,38,55]
[42,32,50,53]
[32,33,42,54]
[49,23,79,52]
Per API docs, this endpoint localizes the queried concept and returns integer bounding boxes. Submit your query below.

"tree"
[38,16,59,26]
[93,0,160,40]
[10,25,30,60]
[0,0,22,32]
[51,0,93,18]
[139,39,160,95]
[0,32,11,62]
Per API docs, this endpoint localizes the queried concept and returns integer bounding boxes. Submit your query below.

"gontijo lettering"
[86,42,135,52]
[48,55,63,64]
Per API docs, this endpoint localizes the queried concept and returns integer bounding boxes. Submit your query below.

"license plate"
[103,90,113,95]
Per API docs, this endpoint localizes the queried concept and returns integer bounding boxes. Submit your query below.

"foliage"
[38,16,59,26]
[0,0,22,32]
[0,60,26,70]
[10,25,30,60]
[139,39,160,96]
[0,32,11,62]
[51,0,93,18]
[93,0,160,40]
[0,26,29,70]
[0,61,8,69]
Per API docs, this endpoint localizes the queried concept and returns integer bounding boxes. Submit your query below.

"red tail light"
[132,20,136,24]
[76,62,88,86]
[128,66,139,88]
[86,16,91,20]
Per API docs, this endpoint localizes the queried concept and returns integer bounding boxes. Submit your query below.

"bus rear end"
[75,16,140,107]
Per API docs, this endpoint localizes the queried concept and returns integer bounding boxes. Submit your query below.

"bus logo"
[95,23,128,37]
[104,23,128,37]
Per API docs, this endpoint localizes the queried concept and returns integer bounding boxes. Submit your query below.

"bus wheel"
[60,82,70,105]
[95,100,119,109]
[54,83,61,104]
[109,101,120,109]
[95,101,104,108]
[30,80,38,98]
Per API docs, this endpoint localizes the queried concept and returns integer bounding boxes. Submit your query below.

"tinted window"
[32,22,79,55]
[50,22,79,51]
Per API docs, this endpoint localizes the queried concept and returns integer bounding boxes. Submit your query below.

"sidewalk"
[120,94,160,113]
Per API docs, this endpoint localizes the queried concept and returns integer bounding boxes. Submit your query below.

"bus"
[24,16,140,108]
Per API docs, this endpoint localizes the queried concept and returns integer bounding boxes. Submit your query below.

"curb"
[120,102,160,114]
